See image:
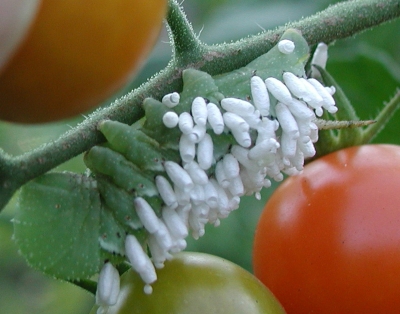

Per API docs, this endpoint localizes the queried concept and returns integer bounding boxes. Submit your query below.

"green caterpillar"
[14,29,329,285]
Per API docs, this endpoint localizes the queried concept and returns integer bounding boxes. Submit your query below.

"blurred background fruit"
[0,0,166,123]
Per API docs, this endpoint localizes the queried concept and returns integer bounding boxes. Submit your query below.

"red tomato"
[0,0,166,123]
[253,144,400,314]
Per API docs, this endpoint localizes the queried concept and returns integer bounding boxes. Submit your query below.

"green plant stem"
[1,0,400,210]
[363,89,400,142]
[166,0,204,64]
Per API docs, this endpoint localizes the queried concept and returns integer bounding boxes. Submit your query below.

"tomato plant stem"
[363,89,400,143]
[166,0,204,64]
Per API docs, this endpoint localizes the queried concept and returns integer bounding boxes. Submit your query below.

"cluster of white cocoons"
[96,40,335,311]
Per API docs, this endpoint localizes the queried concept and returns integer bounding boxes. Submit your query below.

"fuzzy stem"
[314,119,376,130]
[363,88,400,143]
[166,0,204,63]
[1,0,400,210]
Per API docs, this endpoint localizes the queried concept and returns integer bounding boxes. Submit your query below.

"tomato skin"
[91,252,286,314]
[0,0,166,123]
[253,144,400,314]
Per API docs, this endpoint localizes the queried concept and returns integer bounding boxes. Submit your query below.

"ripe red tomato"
[90,252,286,314]
[0,0,166,123]
[253,144,400,313]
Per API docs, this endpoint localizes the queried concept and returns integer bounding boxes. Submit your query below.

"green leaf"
[13,172,102,280]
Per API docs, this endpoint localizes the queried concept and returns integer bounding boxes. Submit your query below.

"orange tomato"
[0,0,166,123]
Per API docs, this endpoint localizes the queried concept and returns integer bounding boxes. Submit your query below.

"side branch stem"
[166,0,204,60]
[363,88,400,142]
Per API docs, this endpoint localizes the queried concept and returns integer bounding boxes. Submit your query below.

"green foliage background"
[0,0,399,312]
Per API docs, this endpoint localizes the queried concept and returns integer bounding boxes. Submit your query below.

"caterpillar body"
[14,29,341,307]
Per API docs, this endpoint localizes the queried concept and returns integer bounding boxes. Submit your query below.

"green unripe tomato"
[90,252,285,314]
